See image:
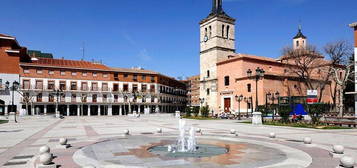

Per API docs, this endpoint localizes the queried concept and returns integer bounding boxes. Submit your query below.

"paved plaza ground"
[0,115,356,168]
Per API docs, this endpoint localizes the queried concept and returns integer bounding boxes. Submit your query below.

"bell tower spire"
[211,0,223,14]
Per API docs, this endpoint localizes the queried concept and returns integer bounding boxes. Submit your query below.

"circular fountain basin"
[148,144,228,158]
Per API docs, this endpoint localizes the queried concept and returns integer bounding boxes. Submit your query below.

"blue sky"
[1,0,356,78]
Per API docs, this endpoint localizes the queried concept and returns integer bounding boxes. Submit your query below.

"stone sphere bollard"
[269,132,276,138]
[39,152,53,165]
[196,128,201,133]
[59,138,67,145]
[303,137,312,144]
[156,128,162,133]
[82,165,96,168]
[39,145,50,154]
[230,129,236,134]
[340,156,355,168]
[124,129,130,135]
[333,145,345,154]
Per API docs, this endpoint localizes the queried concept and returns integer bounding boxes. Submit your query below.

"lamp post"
[247,67,265,112]
[5,81,19,123]
[266,92,272,118]
[54,89,63,118]
[199,98,205,116]
[271,91,280,120]
[235,94,243,120]
[244,96,253,118]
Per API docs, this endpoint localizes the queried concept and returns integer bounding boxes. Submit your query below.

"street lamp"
[54,89,63,118]
[5,81,19,123]
[244,96,253,118]
[235,94,243,120]
[199,98,205,116]
[247,67,265,111]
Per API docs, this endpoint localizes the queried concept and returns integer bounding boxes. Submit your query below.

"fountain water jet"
[173,119,197,152]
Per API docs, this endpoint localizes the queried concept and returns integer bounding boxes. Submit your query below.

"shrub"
[184,106,192,117]
[278,105,292,123]
[307,103,329,125]
[200,106,210,118]
[192,106,200,117]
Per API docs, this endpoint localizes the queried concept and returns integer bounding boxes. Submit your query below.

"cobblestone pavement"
[0,115,356,168]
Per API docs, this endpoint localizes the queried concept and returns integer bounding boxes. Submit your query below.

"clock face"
[204,36,208,42]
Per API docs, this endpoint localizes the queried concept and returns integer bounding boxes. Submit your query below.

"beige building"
[199,0,235,113]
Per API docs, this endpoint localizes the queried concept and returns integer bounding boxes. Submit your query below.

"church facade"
[199,0,340,115]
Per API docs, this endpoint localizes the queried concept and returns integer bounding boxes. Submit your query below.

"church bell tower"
[199,0,236,113]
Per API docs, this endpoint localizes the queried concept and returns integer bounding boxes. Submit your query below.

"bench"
[321,120,357,128]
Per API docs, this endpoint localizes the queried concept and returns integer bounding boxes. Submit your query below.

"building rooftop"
[21,57,111,71]
[110,67,158,74]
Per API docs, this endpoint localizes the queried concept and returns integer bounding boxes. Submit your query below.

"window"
[60,81,66,90]
[113,84,119,91]
[209,26,212,38]
[49,94,54,102]
[71,82,77,90]
[81,94,87,102]
[123,84,129,92]
[124,74,128,78]
[71,72,77,76]
[23,69,30,74]
[150,85,155,92]
[81,82,88,91]
[142,84,147,92]
[247,84,251,92]
[296,41,299,47]
[114,73,119,80]
[92,94,97,102]
[35,80,43,89]
[102,83,108,91]
[205,27,207,37]
[93,72,97,77]
[60,71,66,76]
[71,94,77,102]
[151,76,155,82]
[48,81,55,90]
[103,73,108,78]
[206,88,210,95]
[133,75,138,81]
[37,70,43,74]
[114,95,118,102]
[37,93,42,102]
[91,83,98,91]
[23,80,30,89]
[103,94,107,102]
[48,70,54,75]
[207,70,210,78]
[142,75,146,80]
[226,25,230,38]
[224,76,229,86]
[222,25,225,37]
[60,94,65,102]
[132,84,138,92]
[82,72,87,77]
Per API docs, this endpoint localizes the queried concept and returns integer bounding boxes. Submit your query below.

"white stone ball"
[157,128,162,133]
[196,128,201,133]
[124,129,129,135]
[59,138,67,145]
[269,132,276,138]
[230,129,236,134]
[82,165,96,168]
[39,145,50,154]
[333,145,345,154]
[303,137,312,144]
[39,152,53,165]
[340,156,355,168]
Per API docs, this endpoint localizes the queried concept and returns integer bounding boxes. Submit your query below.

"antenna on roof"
[80,41,85,60]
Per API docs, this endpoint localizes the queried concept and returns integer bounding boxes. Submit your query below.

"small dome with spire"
[293,26,307,39]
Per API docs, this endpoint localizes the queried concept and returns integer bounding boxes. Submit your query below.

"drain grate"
[141,132,154,135]
[286,139,303,142]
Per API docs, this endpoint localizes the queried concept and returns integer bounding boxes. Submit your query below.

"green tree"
[184,106,192,117]
[200,106,210,118]
[192,106,200,117]
[278,105,292,123]
[307,103,329,125]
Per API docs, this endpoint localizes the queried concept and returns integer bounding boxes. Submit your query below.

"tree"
[325,41,354,116]
[281,45,331,101]
[17,89,35,115]
[200,106,210,118]
[307,103,330,125]
[278,105,291,123]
